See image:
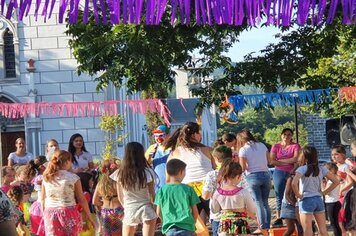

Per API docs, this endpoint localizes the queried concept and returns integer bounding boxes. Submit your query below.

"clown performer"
[145,125,171,191]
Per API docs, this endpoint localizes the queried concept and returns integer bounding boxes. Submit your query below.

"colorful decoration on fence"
[219,95,239,124]
[0,99,171,125]
[228,88,335,112]
[340,86,356,102]
[1,0,355,26]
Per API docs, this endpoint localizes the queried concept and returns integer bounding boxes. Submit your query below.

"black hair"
[222,133,236,142]
[281,128,294,135]
[166,159,187,176]
[77,172,93,193]
[212,145,233,161]
[303,145,320,177]
[332,144,346,155]
[68,133,88,165]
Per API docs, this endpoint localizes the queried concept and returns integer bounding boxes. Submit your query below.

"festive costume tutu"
[219,212,251,235]
[41,206,81,236]
[101,207,124,236]
[29,201,43,234]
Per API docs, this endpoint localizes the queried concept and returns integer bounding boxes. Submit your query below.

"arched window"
[3,28,16,78]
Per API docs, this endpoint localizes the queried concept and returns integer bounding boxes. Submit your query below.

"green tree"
[217,106,304,145]
[218,23,356,117]
[67,12,247,97]
[264,121,308,147]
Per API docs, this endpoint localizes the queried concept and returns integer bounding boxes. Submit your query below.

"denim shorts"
[280,202,297,219]
[166,226,195,236]
[298,196,325,214]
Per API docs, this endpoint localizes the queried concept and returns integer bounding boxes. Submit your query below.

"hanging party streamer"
[0,0,355,26]
[340,86,356,102]
[0,99,171,126]
[228,88,336,112]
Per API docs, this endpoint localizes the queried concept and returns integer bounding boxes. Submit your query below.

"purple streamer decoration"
[1,0,355,26]
[58,0,68,23]
[199,0,207,24]
[42,0,50,20]
[136,0,143,24]
[0,0,5,15]
[317,0,326,25]
[122,0,128,23]
[327,0,339,23]
[184,0,190,24]
[82,0,90,24]
[170,0,178,24]
[195,0,200,24]
[48,0,57,18]
[34,0,41,20]
[92,0,101,24]
[205,0,212,24]
[128,0,134,23]
[99,0,108,24]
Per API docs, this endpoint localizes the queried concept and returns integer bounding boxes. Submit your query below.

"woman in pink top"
[269,128,301,227]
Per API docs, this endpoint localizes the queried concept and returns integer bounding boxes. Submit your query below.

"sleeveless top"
[176,146,213,184]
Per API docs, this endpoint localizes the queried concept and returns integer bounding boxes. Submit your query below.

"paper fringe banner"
[228,88,336,112]
[1,0,355,26]
[340,86,356,102]
[0,99,171,126]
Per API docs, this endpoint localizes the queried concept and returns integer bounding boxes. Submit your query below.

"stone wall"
[306,114,331,161]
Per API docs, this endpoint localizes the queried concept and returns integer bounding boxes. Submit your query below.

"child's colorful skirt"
[41,206,81,236]
[29,200,43,235]
[219,212,250,235]
[101,207,124,236]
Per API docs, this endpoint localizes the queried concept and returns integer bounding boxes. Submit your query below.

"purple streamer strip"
[2,0,355,26]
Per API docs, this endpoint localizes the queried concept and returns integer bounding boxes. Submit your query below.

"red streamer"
[340,86,356,102]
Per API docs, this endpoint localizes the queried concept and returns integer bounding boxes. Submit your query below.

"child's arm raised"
[74,180,95,229]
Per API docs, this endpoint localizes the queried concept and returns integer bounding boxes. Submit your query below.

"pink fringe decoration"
[0,99,171,126]
[0,0,355,25]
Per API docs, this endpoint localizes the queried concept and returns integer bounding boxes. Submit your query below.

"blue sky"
[226,26,281,62]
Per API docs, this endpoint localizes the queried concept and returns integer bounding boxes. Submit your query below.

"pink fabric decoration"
[0,100,171,126]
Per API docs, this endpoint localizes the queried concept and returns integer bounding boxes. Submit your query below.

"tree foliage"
[66,11,247,98]
[214,22,355,117]
[264,121,308,148]
[217,106,307,146]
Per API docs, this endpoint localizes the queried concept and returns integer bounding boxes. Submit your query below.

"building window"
[3,28,16,78]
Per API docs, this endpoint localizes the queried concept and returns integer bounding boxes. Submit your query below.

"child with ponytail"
[29,155,47,235]
[211,160,256,235]
[40,150,94,236]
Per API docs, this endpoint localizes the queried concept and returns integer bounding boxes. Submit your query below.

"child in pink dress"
[40,150,94,236]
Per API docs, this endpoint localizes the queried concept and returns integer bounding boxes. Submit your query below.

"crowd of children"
[0,124,356,236]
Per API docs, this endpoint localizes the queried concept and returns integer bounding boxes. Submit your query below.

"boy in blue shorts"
[155,159,200,236]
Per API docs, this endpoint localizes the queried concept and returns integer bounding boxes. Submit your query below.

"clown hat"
[152,125,170,134]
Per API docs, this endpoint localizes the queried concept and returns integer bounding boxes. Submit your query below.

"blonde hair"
[97,173,116,200]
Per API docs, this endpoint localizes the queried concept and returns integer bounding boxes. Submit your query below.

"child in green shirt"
[155,159,200,236]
